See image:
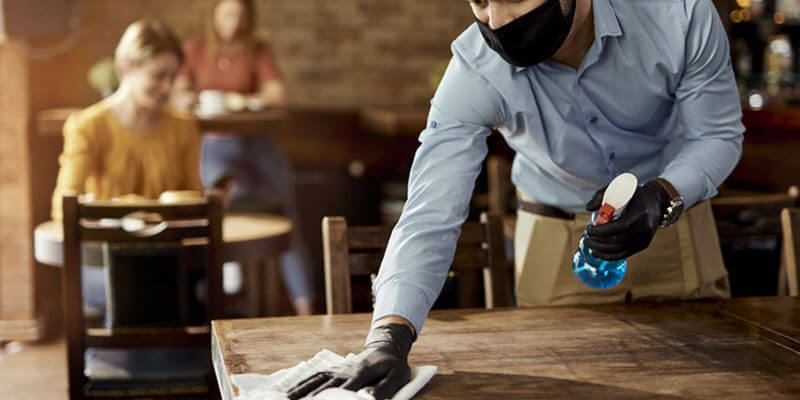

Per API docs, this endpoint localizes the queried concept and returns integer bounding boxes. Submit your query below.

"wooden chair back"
[61,193,224,399]
[711,186,799,244]
[780,208,800,296]
[322,212,511,314]
[487,155,517,240]
[487,155,513,216]
[711,186,799,296]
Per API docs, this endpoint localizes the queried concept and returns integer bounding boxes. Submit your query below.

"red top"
[180,39,282,94]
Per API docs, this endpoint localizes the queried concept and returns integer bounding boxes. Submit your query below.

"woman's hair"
[206,0,257,56]
[114,19,184,73]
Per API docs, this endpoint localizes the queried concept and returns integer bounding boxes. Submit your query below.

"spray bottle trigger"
[595,203,616,225]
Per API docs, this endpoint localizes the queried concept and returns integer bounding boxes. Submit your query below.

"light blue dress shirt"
[372,0,744,334]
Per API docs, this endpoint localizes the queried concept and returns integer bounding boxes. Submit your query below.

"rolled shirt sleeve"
[371,50,504,335]
[660,0,744,208]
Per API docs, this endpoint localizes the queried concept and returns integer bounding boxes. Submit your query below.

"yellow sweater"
[51,101,204,220]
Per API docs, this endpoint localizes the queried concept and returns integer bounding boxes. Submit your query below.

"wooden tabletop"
[198,109,289,134]
[212,298,800,399]
[37,108,289,136]
[34,212,291,267]
[717,296,800,352]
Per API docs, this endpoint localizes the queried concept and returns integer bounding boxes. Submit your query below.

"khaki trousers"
[514,192,730,307]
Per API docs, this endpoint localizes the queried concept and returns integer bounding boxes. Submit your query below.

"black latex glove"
[286,323,415,400]
[583,180,668,261]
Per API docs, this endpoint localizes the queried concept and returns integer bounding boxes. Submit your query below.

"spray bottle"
[572,173,638,289]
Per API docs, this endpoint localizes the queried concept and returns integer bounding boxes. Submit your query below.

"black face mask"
[475,0,576,67]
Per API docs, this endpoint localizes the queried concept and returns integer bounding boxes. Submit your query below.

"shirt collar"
[593,0,622,44]
[513,0,622,73]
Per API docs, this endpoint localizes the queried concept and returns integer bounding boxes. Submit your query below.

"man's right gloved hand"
[286,323,415,400]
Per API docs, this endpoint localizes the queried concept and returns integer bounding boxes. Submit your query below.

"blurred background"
[0,0,476,336]
[0,0,798,372]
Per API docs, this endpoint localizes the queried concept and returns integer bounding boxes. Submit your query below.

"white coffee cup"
[197,90,226,116]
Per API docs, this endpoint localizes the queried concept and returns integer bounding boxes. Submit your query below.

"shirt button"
[430,121,438,129]
[609,152,616,161]
[589,116,599,124]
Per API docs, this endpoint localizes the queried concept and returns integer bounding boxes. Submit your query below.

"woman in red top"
[173,0,312,315]
[173,0,285,109]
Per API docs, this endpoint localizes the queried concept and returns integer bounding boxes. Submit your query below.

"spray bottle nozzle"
[595,204,616,225]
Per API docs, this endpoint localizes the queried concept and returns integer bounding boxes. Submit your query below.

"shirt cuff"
[372,280,432,338]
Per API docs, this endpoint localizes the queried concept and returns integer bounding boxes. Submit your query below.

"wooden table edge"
[37,107,289,136]
[212,321,239,400]
[717,306,800,355]
[33,213,293,267]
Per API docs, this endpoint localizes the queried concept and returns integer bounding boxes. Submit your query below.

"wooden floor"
[0,337,68,400]
[0,338,216,400]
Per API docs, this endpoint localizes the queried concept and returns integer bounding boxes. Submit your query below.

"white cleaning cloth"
[231,349,437,400]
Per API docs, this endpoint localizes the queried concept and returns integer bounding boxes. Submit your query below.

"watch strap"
[654,178,684,227]
[655,178,680,202]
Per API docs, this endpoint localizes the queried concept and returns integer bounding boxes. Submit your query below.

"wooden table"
[34,213,291,316]
[37,108,289,136]
[212,298,800,399]
[37,108,420,173]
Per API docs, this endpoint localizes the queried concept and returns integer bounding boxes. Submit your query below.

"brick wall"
[31,0,473,110]
[0,40,35,323]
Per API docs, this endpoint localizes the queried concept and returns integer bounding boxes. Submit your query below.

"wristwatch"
[655,178,684,227]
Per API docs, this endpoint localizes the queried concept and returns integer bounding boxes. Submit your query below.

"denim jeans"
[201,134,313,301]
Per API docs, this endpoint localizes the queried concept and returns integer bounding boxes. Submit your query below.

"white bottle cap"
[595,173,638,225]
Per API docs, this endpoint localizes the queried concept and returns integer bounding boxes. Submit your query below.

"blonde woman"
[52,19,203,220]
[51,20,209,313]
[174,0,313,316]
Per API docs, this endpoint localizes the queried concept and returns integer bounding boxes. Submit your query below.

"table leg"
[245,261,264,317]
[458,269,483,308]
[263,257,282,316]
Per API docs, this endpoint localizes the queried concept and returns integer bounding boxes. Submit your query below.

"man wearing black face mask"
[288,0,743,398]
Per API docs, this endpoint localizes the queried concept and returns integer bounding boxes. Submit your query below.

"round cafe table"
[34,212,291,317]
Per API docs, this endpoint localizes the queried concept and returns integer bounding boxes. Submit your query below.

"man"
[289,0,743,398]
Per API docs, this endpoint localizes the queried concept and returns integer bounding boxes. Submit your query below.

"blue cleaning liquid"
[572,214,626,289]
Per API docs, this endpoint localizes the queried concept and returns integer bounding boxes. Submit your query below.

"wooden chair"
[487,155,516,239]
[712,186,799,244]
[711,186,799,296]
[487,155,514,216]
[780,208,800,296]
[62,193,224,399]
[322,212,511,315]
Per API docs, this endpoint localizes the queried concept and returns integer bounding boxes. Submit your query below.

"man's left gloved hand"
[583,180,669,261]
[286,323,414,400]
